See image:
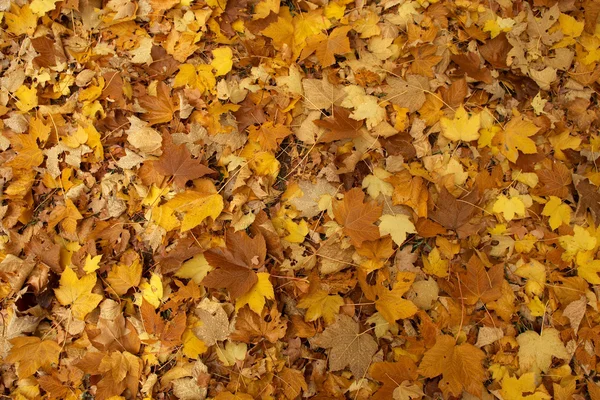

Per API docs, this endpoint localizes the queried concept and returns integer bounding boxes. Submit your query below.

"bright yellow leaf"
[54,267,103,320]
[492,116,539,163]
[559,225,597,260]
[440,105,481,142]
[375,272,418,324]
[578,259,600,284]
[501,372,551,400]
[235,273,274,314]
[83,254,102,274]
[422,247,449,278]
[493,194,526,221]
[5,4,37,36]
[514,259,546,296]
[542,196,571,230]
[107,257,142,295]
[283,218,309,243]
[211,47,233,76]
[175,253,213,284]
[30,0,60,15]
[549,131,581,160]
[164,192,224,232]
[379,214,416,246]
[138,273,164,309]
[297,290,344,324]
[14,85,38,112]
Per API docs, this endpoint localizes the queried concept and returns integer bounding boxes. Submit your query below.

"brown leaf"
[140,300,185,348]
[138,82,176,125]
[193,306,230,346]
[278,367,308,400]
[479,33,512,69]
[460,256,503,305]
[333,188,382,247]
[417,335,485,397]
[370,358,419,400]
[154,139,215,188]
[230,307,287,343]
[430,187,479,233]
[202,230,266,299]
[451,52,493,83]
[441,77,468,108]
[576,179,600,225]
[312,315,378,378]
[535,160,572,198]
[313,106,364,143]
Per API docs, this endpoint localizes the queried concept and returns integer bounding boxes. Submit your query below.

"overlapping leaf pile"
[3,0,600,399]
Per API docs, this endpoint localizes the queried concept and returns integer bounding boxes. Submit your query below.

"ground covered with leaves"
[3,0,600,399]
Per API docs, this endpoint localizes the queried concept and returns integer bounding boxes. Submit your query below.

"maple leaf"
[410,44,443,77]
[248,121,291,151]
[230,307,287,344]
[313,106,364,142]
[333,188,382,247]
[6,337,61,378]
[375,272,418,324]
[193,304,230,346]
[235,272,275,314]
[457,255,504,305]
[384,75,429,112]
[312,314,378,378]
[535,160,572,198]
[300,26,352,67]
[202,230,266,299]
[492,115,539,162]
[139,82,176,125]
[378,214,416,246]
[370,358,419,400]
[417,335,485,397]
[575,179,600,224]
[440,105,481,142]
[140,299,186,348]
[106,256,142,295]
[278,367,308,400]
[297,290,344,324]
[430,186,479,233]
[154,140,215,188]
[517,328,570,373]
[54,267,103,320]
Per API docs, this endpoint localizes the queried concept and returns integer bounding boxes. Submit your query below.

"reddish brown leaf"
[313,106,364,143]
[202,230,266,298]
[576,179,600,225]
[370,358,419,400]
[154,139,215,188]
[430,187,480,233]
[333,188,382,247]
[138,82,176,125]
[535,160,572,198]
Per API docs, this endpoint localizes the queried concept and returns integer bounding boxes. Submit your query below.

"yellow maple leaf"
[492,116,539,162]
[54,267,103,320]
[549,130,581,160]
[493,194,526,221]
[30,0,60,16]
[422,247,449,278]
[14,85,38,112]
[501,372,551,400]
[137,273,164,309]
[578,260,600,284]
[559,225,597,260]
[440,105,481,142]
[541,196,571,230]
[376,272,418,324]
[516,328,569,373]
[83,254,102,274]
[175,253,213,284]
[212,47,233,76]
[107,257,142,295]
[297,290,344,324]
[182,315,208,359]
[283,218,309,243]
[164,192,224,232]
[6,337,61,378]
[379,214,416,246]
[235,273,274,314]
[5,4,38,36]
